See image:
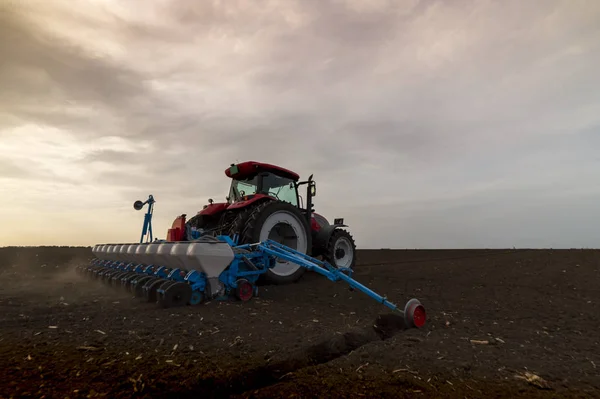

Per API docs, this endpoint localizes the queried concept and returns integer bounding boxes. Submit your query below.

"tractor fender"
[312,223,347,253]
[227,194,274,211]
[199,202,229,216]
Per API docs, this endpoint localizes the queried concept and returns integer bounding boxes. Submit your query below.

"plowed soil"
[1,246,599,398]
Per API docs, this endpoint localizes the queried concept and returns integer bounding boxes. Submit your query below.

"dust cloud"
[0,246,130,305]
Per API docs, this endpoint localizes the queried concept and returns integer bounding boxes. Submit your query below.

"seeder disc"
[92,268,105,279]
[97,269,112,281]
[100,269,116,281]
[116,272,135,289]
[119,272,136,289]
[110,272,129,287]
[158,282,192,309]
[104,270,122,284]
[144,278,166,303]
[157,280,177,293]
[133,276,157,298]
[129,275,149,293]
[122,273,140,291]
[156,281,177,304]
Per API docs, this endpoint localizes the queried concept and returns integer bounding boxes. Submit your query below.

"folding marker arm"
[134,195,155,243]
[251,240,427,328]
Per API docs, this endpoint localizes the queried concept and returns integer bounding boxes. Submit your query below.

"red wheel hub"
[411,304,426,328]
[404,298,426,328]
[236,280,253,302]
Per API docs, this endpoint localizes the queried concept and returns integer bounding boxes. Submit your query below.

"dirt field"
[1,246,599,398]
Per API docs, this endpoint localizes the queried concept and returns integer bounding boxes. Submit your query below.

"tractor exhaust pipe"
[296,174,315,225]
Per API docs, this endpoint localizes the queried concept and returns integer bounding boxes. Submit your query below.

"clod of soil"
[194,316,399,398]
[372,313,407,339]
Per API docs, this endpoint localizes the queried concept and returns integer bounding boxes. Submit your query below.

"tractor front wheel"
[323,229,356,270]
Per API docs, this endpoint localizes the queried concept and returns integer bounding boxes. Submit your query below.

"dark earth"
[1,246,599,398]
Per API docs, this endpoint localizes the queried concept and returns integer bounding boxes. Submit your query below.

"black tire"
[322,229,356,270]
[239,201,312,285]
[226,202,265,242]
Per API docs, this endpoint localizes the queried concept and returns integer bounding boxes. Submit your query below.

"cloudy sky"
[1,0,599,249]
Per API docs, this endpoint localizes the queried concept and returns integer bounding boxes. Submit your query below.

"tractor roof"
[225,161,300,181]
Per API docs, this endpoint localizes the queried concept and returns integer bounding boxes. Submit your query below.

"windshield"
[229,175,258,202]
[261,173,298,206]
[228,173,298,206]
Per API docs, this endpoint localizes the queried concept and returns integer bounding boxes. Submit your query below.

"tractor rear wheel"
[215,209,242,237]
[323,229,356,270]
[225,207,255,243]
[239,201,311,284]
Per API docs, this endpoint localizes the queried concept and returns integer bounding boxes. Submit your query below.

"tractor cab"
[223,161,317,223]
[224,161,311,208]
[227,171,300,207]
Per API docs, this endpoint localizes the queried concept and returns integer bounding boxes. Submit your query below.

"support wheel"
[403,298,426,328]
[235,279,254,302]
[189,291,204,305]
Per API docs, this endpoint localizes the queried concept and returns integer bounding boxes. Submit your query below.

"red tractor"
[166,161,356,284]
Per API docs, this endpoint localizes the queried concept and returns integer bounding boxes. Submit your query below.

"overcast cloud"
[1,0,600,248]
